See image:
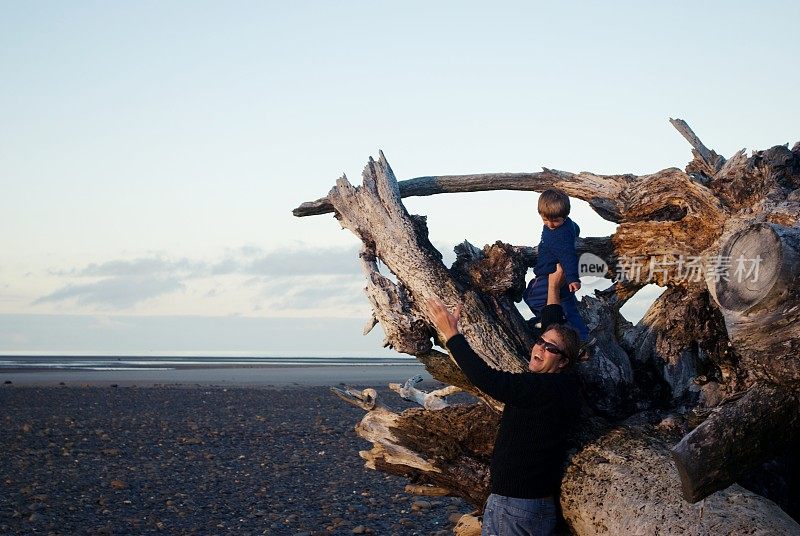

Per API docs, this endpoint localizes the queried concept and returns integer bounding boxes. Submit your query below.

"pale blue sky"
[1,1,798,354]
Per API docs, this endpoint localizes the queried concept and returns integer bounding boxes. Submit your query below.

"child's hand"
[425,298,462,341]
[569,282,581,293]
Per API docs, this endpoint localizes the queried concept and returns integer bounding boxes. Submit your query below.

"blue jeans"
[482,493,557,536]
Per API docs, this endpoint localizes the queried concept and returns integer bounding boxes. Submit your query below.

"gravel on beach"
[1,384,469,535]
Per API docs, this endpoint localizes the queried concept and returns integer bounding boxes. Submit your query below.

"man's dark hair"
[544,323,580,368]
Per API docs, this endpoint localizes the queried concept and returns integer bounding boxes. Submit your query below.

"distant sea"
[0,353,417,371]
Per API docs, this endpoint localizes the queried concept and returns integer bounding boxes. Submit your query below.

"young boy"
[523,189,589,341]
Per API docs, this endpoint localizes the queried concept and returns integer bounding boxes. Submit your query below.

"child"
[523,189,589,341]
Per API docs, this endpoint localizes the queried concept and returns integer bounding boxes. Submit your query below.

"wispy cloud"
[34,276,184,308]
[245,247,361,276]
[260,275,365,310]
[34,245,366,313]
[50,246,363,279]
[75,258,205,278]
[31,244,466,314]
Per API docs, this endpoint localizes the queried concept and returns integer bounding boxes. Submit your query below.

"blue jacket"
[534,217,580,285]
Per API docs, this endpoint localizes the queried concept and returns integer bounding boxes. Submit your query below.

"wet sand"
[0,364,429,388]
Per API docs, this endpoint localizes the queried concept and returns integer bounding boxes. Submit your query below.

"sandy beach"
[0,365,468,535]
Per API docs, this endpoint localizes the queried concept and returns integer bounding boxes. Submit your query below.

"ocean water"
[0,354,418,371]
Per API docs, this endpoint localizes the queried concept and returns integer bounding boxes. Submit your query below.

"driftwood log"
[294,119,800,533]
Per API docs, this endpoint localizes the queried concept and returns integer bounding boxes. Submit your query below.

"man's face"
[529,331,567,374]
[540,214,565,230]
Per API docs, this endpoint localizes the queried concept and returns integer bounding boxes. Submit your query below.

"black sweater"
[446,335,580,499]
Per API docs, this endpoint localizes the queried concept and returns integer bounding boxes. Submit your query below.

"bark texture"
[671,384,800,503]
[295,120,800,533]
[713,224,800,386]
[564,424,800,535]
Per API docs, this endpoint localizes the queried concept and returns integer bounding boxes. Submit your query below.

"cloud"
[237,245,262,257]
[210,258,240,275]
[80,258,205,277]
[26,240,512,316]
[34,276,183,309]
[34,245,373,313]
[261,275,366,310]
[245,247,361,276]
[50,257,207,278]
[51,246,363,279]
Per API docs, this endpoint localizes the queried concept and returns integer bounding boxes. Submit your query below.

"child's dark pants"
[523,276,589,341]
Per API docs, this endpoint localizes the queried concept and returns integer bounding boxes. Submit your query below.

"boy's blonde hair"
[538,189,570,219]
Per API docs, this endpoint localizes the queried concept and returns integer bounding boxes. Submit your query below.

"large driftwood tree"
[294,120,800,534]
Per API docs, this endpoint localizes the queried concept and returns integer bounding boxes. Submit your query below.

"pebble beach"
[0,368,469,535]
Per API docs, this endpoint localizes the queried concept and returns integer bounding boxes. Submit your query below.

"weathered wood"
[328,153,527,375]
[661,222,800,505]
[563,425,800,535]
[359,246,432,355]
[628,287,739,408]
[451,241,529,299]
[670,383,800,503]
[715,224,800,313]
[710,144,800,211]
[450,240,533,354]
[574,291,636,419]
[295,120,800,533]
[714,223,800,386]
[453,513,482,536]
[335,386,496,507]
[294,168,630,221]
[669,117,726,177]
[405,484,451,497]
[389,375,460,410]
[416,349,474,393]
[298,166,728,289]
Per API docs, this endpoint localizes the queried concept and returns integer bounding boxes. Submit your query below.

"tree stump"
[295,120,800,533]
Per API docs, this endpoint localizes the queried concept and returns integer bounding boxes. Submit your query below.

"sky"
[1,1,798,355]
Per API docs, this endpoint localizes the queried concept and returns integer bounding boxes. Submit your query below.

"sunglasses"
[534,336,564,356]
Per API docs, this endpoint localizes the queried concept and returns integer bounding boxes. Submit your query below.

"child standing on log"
[523,189,589,341]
